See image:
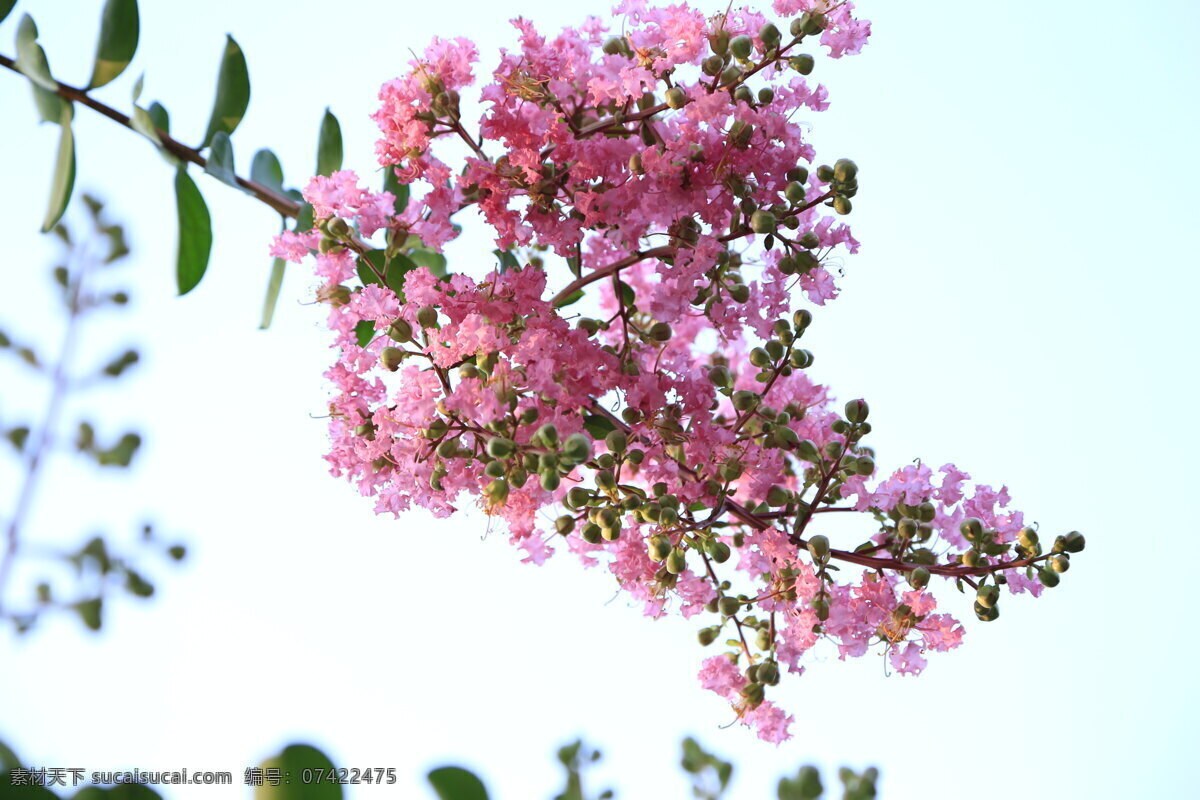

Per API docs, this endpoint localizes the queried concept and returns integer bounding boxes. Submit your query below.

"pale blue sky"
[1,1,1197,798]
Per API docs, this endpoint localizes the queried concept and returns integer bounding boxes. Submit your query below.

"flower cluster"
[272,0,1084,743]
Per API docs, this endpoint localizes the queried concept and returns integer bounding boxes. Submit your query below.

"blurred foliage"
[0,737,878,799]
[0,194,184,635]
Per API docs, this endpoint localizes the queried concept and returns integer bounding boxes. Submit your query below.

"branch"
[0,53,301,219]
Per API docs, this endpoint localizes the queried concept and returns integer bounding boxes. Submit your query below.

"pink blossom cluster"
[272,1,1082,743]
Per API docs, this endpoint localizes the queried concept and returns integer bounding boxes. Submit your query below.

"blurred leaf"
[256,744,342,800]
[0,739,19,771]
[251,148,284,194]
[316,108,342,177]
[201,35,250,148]
[5,426,30,452]
[583,414,617,439]
[617,280,635,307]
[40,103,75,233]
[259,257,286,330]
[74,597,103,631]
[123,567,154,598]
[203,130,239,189]
[359,250,417,296]
[409,249,447,278]
[109,786,165,800]
[382,165,409,213]
[0,772,59,798]
[428,767,489,800]
[354,320,374,348]
[147,101,169,133]
[492,248,519,273]
[554,289,584,308]
[15,14,64,122]
[101,348,139,377]
[87,0,139,89]
[0,1,16,24]
[174,168,212,294]
[295,202,315,233]
[97,432,141,467]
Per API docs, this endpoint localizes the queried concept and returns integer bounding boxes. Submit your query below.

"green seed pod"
[1018,527,1039,549]
[729,284,751,303]
[416,305,439,328]
[555,515,575,535]
[750,210,777,234]
[740,682,765,707]
[757,661,780,686]
[709,364,733,387]
[1064,531,1086,553]
[1049,554,1070,573]
[665,87,687,109]
[710,29,730,56]
[790,53,815,75]
[908,566,930,589]
[388,319,413,342]
[804,12,827,35]
[844,398,869,423]
[767,485,790,507]
[665,547,688,574]
[730,35,753,60]
[760,22,781,46]
[833,196,852,215]
[484,459,507,478]
[807,534,830,561]
[698,626,719,646]
[976,584,1000,608]
[562,433,592,464]
[960,517,984,540]
[602,36,624,55]
[378,345,407,372]
[834,158,858,182]
[719,596,741,616]
[702,54,724,76]
[785,181,806,204]
[487,437,516,458]
[649,321,673,341]
[622,407,644,424]
[711,541,731,563]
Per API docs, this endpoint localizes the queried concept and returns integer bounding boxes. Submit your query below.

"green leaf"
[316,108,342,177]
[295,202,315,232]
[14,14,64,122]
[427,767,489,800]
[554,289,584,308]
[382,165,409,213]
[354,320,374,348]
[251,148,284,194]
[492,248,520,273]
[147,100,169,133]
[0,0,17,24]
[256,744,342,800]
[74,597,103,631]
[41,103,75,233]
[617,280,635,307]
[359,250,417,296]
[259,257,286,330]
[87,0,139,89]
[201,35,250,148]
[583,414,617,439]
[204,130,240,189]
[409,249,447,278]
[174,169,212,294]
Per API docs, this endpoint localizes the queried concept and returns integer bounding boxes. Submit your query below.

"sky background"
[1,0,1198,798]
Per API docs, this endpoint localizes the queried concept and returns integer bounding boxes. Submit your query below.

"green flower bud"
[601,524,621,541]
[581,522,603,544]
[628,448,646,464]
[665,87,687,109]
[519,406,539,426]
[908,566,930,589]
[1049,554,1070,573]
[730,35,753,60]
[787,166,810,183]
[732,390,758,411]
[416,305,439,328]
[388,319,413,342]
[897,518,918,539]
[665,547,688,574]
[649,321,673,341]
[702,54,724,76]
[974,602,999,622]
[540,471,560,491]
[811,595,830,621]
[767,485,790,507]
[1064,531,1086,553]
[485,478,509,504]
[760,22,781,46]
[844,398,869,423]
[487,437,516,458]
[833,196,852,215]
[790,53,815,75]
[749,347,772,368]
[649,534,673,562]
[784,181,807,204]
[710,29,730,56]
[960,517,983,540]
[659,506,680,526]
[757,661,780,685]
[803,12,827,35]
[566,487,592,509]
[796,439,821,462]
[733,85,755,105]
[793,309,813,330]
[961,550,981,568]
[653,482,669,497]
[790,348,814,369]
[596,469,617,491]
[719,596,741,616]
[855,456,875,476]
[484,459,506,478]
[555,515,575,535]
[698,626,719,646]
[729,284,751,303]
[562,432,592,464]
[976,584,1000,608]
[1038,568,1060,587]
[709,364,733,387]
[602,36,624,55]
[710,541,731,563]
[757,87,775,104]
[380,347,405,372]
[807,534,830,561]
[1018,527,1039,549]
[740,681,765,707]
[535,423,560,448]
[834,158,858,181]
[750,210,777,234]
[436,438,460,458]
[605,430,628,453]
